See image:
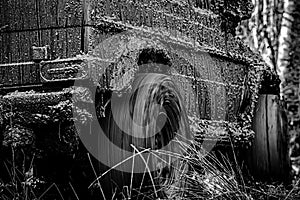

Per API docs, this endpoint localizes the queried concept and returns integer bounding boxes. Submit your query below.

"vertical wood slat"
[247,94,290,182]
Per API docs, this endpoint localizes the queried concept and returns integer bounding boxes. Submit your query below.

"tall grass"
[152,141,253,200]
[1,140,300,199]
[155,140,300,200]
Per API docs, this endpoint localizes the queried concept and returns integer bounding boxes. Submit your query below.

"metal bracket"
[31,45,51,62]
[40,58,88,82]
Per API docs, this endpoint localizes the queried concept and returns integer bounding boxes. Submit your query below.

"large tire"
[96,73,191,199]
[247,94,290,183]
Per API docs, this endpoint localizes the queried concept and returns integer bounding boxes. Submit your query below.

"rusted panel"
[22,63,40,85]
[82,0,91,53]
[172,76,211,120]
[215,84,227,121]
[197,81,211,120]
[86,32,246,123]
[31,46,51,61]
[193,51,209,80]
[0,2,4,29]
[226,85,243,122]
[38,0,84,28]
[1,90,71,114]
[191,79,241,122]
[66,27,82,58]
[174,75,195,116]
[87,26,125,57]
[10,32,21,63]
[40,58,88,82]
[7,64,21,85]
[89,0,225,47]
[39,29,52,58]
[20,0,39,30]
[20,32,40,62]
[219,59,247,86]
[0,0,38,31]
[0,62,40,86]
[169,43,246,86]
[0,34,4,64]
[0,63,6,85]
[43,29,67,59]
[1,57,91,86]
[0,31,39,63]
[40,27,82,60]
[0,0,84,64]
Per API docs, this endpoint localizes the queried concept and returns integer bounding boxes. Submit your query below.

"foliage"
[3,125,34,148]
[160,142,300,200]
[237,0,300,134]
[236,0,284,71]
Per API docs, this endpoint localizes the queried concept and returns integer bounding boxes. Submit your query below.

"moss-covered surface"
[0,0,280,198]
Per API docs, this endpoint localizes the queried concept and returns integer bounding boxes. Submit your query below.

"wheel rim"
[96,73,191,198]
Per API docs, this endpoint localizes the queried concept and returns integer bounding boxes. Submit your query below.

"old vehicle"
[0,0,290,199]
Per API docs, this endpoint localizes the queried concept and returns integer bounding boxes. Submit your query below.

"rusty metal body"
[0,0,266,143]
[0,1,285,198]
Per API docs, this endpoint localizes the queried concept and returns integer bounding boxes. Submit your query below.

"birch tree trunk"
[279,0,300,137]
[238,0,299,129]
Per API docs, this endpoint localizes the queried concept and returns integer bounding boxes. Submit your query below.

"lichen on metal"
[0,0,276,149]
[89,0,256,61]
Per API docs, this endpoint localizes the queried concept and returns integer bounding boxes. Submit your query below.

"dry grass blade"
[130,144,158,198]
[87,153,106,200]
[88,148,150,188]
